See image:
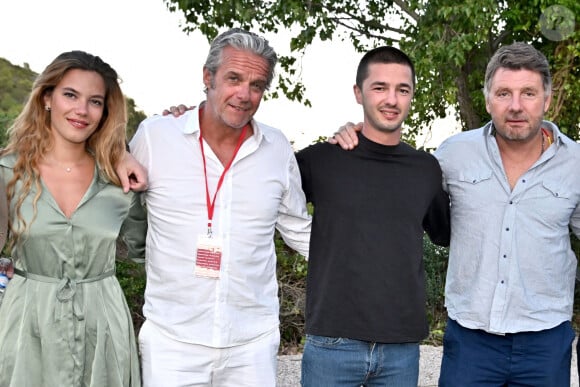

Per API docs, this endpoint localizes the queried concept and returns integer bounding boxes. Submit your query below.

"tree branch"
[392,0,419,22]
[330,16,406,38]
[491,29,512,51]
[319,2,408,40]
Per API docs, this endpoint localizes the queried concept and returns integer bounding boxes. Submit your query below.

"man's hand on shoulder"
[327,122,363,150]
[162,104,195,117]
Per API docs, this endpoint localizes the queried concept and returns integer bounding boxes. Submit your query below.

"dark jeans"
[439,318,574,386]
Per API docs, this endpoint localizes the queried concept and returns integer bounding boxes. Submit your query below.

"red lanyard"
[199,118,249,237]
[541,127,553,146]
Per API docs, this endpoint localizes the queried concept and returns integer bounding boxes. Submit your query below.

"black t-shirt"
[296,133,450,343]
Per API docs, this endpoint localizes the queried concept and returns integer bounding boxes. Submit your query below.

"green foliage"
[312,135,329,144]
[422,235,449,344]
[276,234,308,353]
[402,0,497,131]
[403,0,580,138]
[0,114,13,148]
[0,57,148,147]
[0,58,36,117]
[0,58,36,147]
[126,97,147,140]
[116,256,146,333]
[163,0,580,140]
[276,203,312,353]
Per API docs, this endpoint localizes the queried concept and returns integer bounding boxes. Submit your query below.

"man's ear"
[353,84,363,105]
[543,92,552,114]
[203,67,212,91]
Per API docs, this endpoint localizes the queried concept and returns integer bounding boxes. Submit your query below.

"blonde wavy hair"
[1,51,127,246]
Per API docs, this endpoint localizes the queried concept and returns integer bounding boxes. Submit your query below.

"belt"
[14,268,115,304]
[14,268,115,353]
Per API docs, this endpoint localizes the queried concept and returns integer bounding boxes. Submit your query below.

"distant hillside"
[0,57,146,147]
[0,58,36,115]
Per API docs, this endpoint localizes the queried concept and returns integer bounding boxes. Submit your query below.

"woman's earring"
[45,106,51,111]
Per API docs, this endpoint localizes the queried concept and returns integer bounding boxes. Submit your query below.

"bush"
[423,237,449,345]
[276,236,308,354]
[116,257,146,333]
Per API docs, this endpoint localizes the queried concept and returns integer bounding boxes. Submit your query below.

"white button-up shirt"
[436,121,580,334]
[129,106,311,347]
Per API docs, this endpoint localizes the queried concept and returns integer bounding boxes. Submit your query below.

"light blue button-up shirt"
[435,120,580,334]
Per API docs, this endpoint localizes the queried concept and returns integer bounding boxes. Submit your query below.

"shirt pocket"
[535,179,575,228]
[542,179,572,200]
[448,168,494,214]
[457,169,493,185]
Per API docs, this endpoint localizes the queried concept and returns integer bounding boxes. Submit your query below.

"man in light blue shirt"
[435,42,580,386]
[332,42,580,385]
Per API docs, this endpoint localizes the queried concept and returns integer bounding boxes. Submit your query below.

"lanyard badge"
[195,109,249,278]
[194,235,223,279]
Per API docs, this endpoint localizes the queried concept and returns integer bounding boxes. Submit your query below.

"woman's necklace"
[61,165,73,173]
[46,154,90,173]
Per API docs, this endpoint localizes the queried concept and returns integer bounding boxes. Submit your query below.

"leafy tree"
[163,0,579,140]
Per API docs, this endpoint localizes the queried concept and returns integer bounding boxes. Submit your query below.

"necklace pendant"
[66,167,71,173]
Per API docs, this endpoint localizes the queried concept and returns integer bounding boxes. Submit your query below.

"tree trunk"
[455,71,482,130]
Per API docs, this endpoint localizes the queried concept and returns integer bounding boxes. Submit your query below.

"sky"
[0,0,458,150]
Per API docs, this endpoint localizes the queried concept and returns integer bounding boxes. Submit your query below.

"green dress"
[0,154,146,387]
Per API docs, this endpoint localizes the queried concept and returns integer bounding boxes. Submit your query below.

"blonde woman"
[0,51,146,386]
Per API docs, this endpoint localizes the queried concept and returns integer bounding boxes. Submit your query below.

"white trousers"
[139,320,280,387]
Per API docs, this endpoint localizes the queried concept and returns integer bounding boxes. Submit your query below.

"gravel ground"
[277,341,579,387]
